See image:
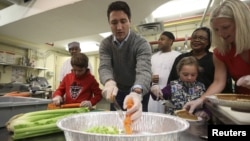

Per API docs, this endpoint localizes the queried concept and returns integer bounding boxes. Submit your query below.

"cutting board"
[217,105,250,124]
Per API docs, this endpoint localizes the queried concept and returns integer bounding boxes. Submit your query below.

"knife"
[110,87,124,122]
[111,94,125,134]
[158,95,176,108]
[112,95,125,120]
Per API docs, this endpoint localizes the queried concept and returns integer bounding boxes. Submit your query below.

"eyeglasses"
[191,36,208,41]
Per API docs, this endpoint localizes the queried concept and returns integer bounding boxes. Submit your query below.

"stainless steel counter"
[0,127,65,141]
[0,127,205,141]
[0,108,207,141]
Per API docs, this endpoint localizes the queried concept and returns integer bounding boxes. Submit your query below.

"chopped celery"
[86,126,119,134]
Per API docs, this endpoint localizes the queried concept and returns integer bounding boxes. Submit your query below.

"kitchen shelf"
[0,62,47,73]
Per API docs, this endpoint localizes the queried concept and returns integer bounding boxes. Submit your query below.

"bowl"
[186,119,207,137]
[57,111,189,141]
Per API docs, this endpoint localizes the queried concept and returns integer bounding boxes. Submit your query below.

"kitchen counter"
[0,126,205,141]
[0,109,206,141]
[206,101,250,125]
[0,127,65,141]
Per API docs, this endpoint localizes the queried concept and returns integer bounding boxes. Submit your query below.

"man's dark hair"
[161,31,175,41]
[107,1,131,21]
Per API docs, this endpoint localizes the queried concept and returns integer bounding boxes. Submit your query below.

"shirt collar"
[113,29,130,44]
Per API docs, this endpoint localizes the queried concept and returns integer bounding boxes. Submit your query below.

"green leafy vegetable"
[86,126,119,134]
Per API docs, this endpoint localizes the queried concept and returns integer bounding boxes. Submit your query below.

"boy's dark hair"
[71,53,88,68]
[161,31,175,41]
[107,1,131,21]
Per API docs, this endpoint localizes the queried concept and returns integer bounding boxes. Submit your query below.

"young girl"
[161,56,209,120]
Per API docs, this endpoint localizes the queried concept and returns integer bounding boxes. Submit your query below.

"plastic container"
[0,96,52,127]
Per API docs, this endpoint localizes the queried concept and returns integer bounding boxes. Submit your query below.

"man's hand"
[80,101,92,109]
[102,80,118,102]
[183,98,203,114]
[237,75,250,89]
[150,85,163,100]
[152,74,159,83]
[123,92,142,124]
[52,96,62,106]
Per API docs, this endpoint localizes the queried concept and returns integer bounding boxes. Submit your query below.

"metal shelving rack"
[0,62,48,73]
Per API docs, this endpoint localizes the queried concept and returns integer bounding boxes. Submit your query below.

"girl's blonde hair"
[176,56,201,76]
[209,0,250,55]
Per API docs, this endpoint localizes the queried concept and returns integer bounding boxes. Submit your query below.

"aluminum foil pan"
[206,95,250,111]
[57,111,189,141]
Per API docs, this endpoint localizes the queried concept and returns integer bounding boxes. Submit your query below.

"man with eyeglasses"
[59,41,93,82]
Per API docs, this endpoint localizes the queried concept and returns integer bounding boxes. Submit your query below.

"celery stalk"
[12,123,61,140]
[6,107,89,140]
[21,107,88,117]
[14,114,69,131]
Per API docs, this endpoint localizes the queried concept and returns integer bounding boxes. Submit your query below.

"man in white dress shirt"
[59,41,93,82]
[148,31,181,113]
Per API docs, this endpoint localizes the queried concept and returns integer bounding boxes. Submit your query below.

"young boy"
[52,53,102,109]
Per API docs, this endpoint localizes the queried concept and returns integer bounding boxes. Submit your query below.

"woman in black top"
[168,27,233,93]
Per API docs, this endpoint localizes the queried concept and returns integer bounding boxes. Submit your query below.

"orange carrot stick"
[4,92,30,97]
[60,103,81,108]
[47,103,60,110]
[5,91,18,94]
[124,98,134,134]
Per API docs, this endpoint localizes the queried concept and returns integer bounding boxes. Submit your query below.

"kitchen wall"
[0,42,101,88]
[0,17,209,110]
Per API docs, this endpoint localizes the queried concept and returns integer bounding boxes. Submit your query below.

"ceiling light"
[99,32,112,38]
[152,0,211,19]
[65,41,99,53]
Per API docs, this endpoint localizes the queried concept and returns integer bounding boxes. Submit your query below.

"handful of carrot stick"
[123,98,133,134]
[60,103,81,108]
[4,91,30,97]
[47,103,81,110]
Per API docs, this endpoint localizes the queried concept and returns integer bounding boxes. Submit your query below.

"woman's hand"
[183,98,204,114]
[237,75,250,89]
